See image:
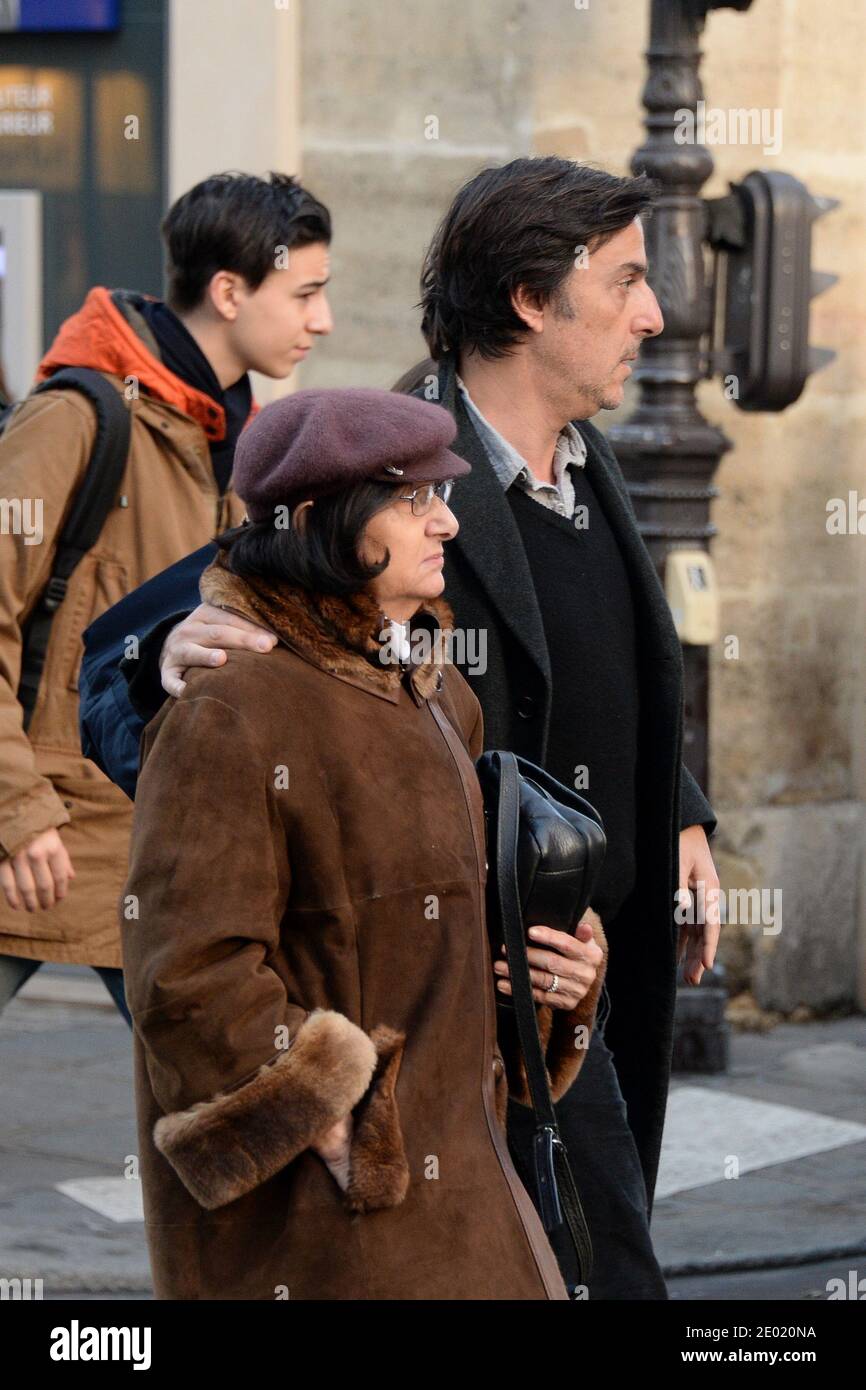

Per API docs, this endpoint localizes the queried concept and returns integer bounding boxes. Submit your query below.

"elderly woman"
[121,387,604,1301]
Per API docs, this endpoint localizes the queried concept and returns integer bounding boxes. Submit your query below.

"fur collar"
[198,549,454,702]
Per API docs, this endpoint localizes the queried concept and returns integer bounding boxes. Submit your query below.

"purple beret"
[232,387,471,522]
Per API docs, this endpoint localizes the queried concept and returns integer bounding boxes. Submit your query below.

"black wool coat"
[409,356,716,1210]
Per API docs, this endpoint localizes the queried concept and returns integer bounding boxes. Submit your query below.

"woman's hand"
[493,912,604,1010]
[311,1113,354,1190]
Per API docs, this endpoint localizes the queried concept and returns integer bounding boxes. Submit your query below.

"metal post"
[610,0,755,791]
[609,0,756,1070]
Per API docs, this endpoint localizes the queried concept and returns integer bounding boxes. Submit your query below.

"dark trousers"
[0,954,132,1028]
[505,996,668,1300]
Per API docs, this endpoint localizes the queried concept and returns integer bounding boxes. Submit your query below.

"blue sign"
[1,1,120,30]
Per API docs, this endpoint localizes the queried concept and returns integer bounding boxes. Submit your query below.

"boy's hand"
[0,827,75,911]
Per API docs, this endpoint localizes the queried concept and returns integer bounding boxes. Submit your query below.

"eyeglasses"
[396,478,455,517]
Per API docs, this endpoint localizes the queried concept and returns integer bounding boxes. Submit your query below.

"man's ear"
[510,283,545,336]
[292,499,314,534]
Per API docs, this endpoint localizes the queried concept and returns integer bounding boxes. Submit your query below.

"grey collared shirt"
[456,373,587,518]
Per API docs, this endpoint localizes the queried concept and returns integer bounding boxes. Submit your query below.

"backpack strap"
[17,368,131,732]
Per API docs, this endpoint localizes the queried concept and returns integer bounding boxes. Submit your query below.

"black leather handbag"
[475,750,606,1293]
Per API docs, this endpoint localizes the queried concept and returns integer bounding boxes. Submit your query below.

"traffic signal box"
[706,170,838,411]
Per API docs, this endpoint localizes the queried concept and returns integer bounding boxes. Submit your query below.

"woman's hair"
[216,479,400,596]
[419,157,659,361]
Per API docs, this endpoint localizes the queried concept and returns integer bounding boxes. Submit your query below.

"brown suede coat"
[122,552,606,1300]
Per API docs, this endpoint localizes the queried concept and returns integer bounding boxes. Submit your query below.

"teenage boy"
[0,172,332,1020]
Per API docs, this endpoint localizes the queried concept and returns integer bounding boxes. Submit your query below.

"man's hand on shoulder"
[160,603,278,697]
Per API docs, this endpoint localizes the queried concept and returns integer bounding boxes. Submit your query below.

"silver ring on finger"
[545,972,559,994]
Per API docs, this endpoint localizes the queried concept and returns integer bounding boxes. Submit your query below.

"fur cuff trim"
[153,1009,377,1210]
[343,1024,410,1214]
[501,914,609,1106]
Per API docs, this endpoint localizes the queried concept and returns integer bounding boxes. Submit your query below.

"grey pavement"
[0,967,146,1296]
[659,1015,866,1301]
[1,964,864,1301]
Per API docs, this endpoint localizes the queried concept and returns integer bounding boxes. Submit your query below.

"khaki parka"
[0,288,246,965]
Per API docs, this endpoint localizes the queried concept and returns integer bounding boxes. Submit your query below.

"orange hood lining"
[36,287,257,442]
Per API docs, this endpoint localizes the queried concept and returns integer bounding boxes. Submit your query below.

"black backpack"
[0,368,131,732]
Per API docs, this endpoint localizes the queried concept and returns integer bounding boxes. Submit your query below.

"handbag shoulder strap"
[491,750,594,1288]
[493,751,559,1127]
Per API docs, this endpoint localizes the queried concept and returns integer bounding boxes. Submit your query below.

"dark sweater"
[507,476,640,923]
[137,298,251,497]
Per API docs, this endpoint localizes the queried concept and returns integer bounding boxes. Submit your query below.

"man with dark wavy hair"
[408,158,720,1299]
[79,158,719,1300]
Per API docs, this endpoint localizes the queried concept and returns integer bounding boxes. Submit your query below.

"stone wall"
[698,2,864,1011]
[168,0,301,405]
